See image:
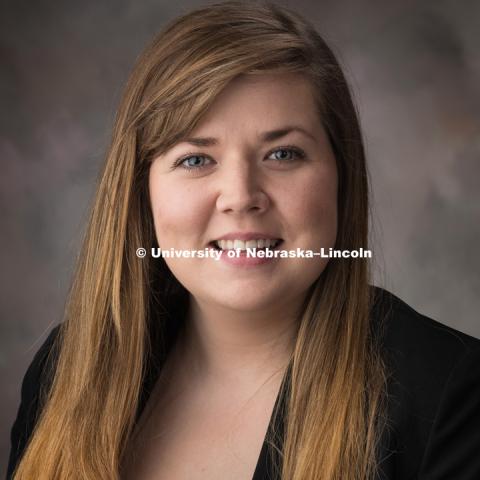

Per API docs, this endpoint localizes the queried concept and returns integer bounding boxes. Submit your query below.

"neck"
[174,294,304,389]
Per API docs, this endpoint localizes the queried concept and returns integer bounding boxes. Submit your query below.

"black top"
[7,287,480,479]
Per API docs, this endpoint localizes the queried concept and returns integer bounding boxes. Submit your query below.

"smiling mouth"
[208,239,284,251]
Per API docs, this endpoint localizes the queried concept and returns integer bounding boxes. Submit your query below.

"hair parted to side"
[13,2,387,479]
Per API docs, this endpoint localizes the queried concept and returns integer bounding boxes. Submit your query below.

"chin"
[206,290,285,313]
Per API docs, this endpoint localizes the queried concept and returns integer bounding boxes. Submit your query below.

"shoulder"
[370,287,480,479]
[371,286,480,408]
[7,324,62,479]
[371,285,480,357]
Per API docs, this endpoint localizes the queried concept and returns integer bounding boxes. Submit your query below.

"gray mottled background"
[1,0,479,475]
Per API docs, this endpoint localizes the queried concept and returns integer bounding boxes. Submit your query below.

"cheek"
[284,166,338,238]
[149,175,209,246]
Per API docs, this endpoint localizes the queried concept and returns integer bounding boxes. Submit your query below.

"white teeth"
[215,238,281,251]
[233,239,244,250]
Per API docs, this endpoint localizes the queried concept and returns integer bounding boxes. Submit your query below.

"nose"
[215,156,270,215]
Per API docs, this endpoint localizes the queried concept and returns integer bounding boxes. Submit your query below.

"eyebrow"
[261,126,317,143]
[180,126,317,147]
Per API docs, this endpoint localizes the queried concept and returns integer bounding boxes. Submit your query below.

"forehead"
[190,72,322,138]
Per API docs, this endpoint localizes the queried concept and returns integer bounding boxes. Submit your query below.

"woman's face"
[149,72,337,315]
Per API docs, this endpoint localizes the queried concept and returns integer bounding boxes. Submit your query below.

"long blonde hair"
[14,2,387,479]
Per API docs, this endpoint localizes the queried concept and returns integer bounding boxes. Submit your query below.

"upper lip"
[210,231,283,242]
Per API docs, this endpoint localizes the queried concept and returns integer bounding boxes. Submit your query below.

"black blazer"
[7,287,480,479]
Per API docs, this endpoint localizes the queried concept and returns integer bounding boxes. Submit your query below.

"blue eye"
[174,154,213,171]
[266,147,305,162]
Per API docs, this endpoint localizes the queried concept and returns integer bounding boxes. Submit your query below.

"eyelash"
[171,145,306,172]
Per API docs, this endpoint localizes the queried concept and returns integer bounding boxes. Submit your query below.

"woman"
[7,2,480,479]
